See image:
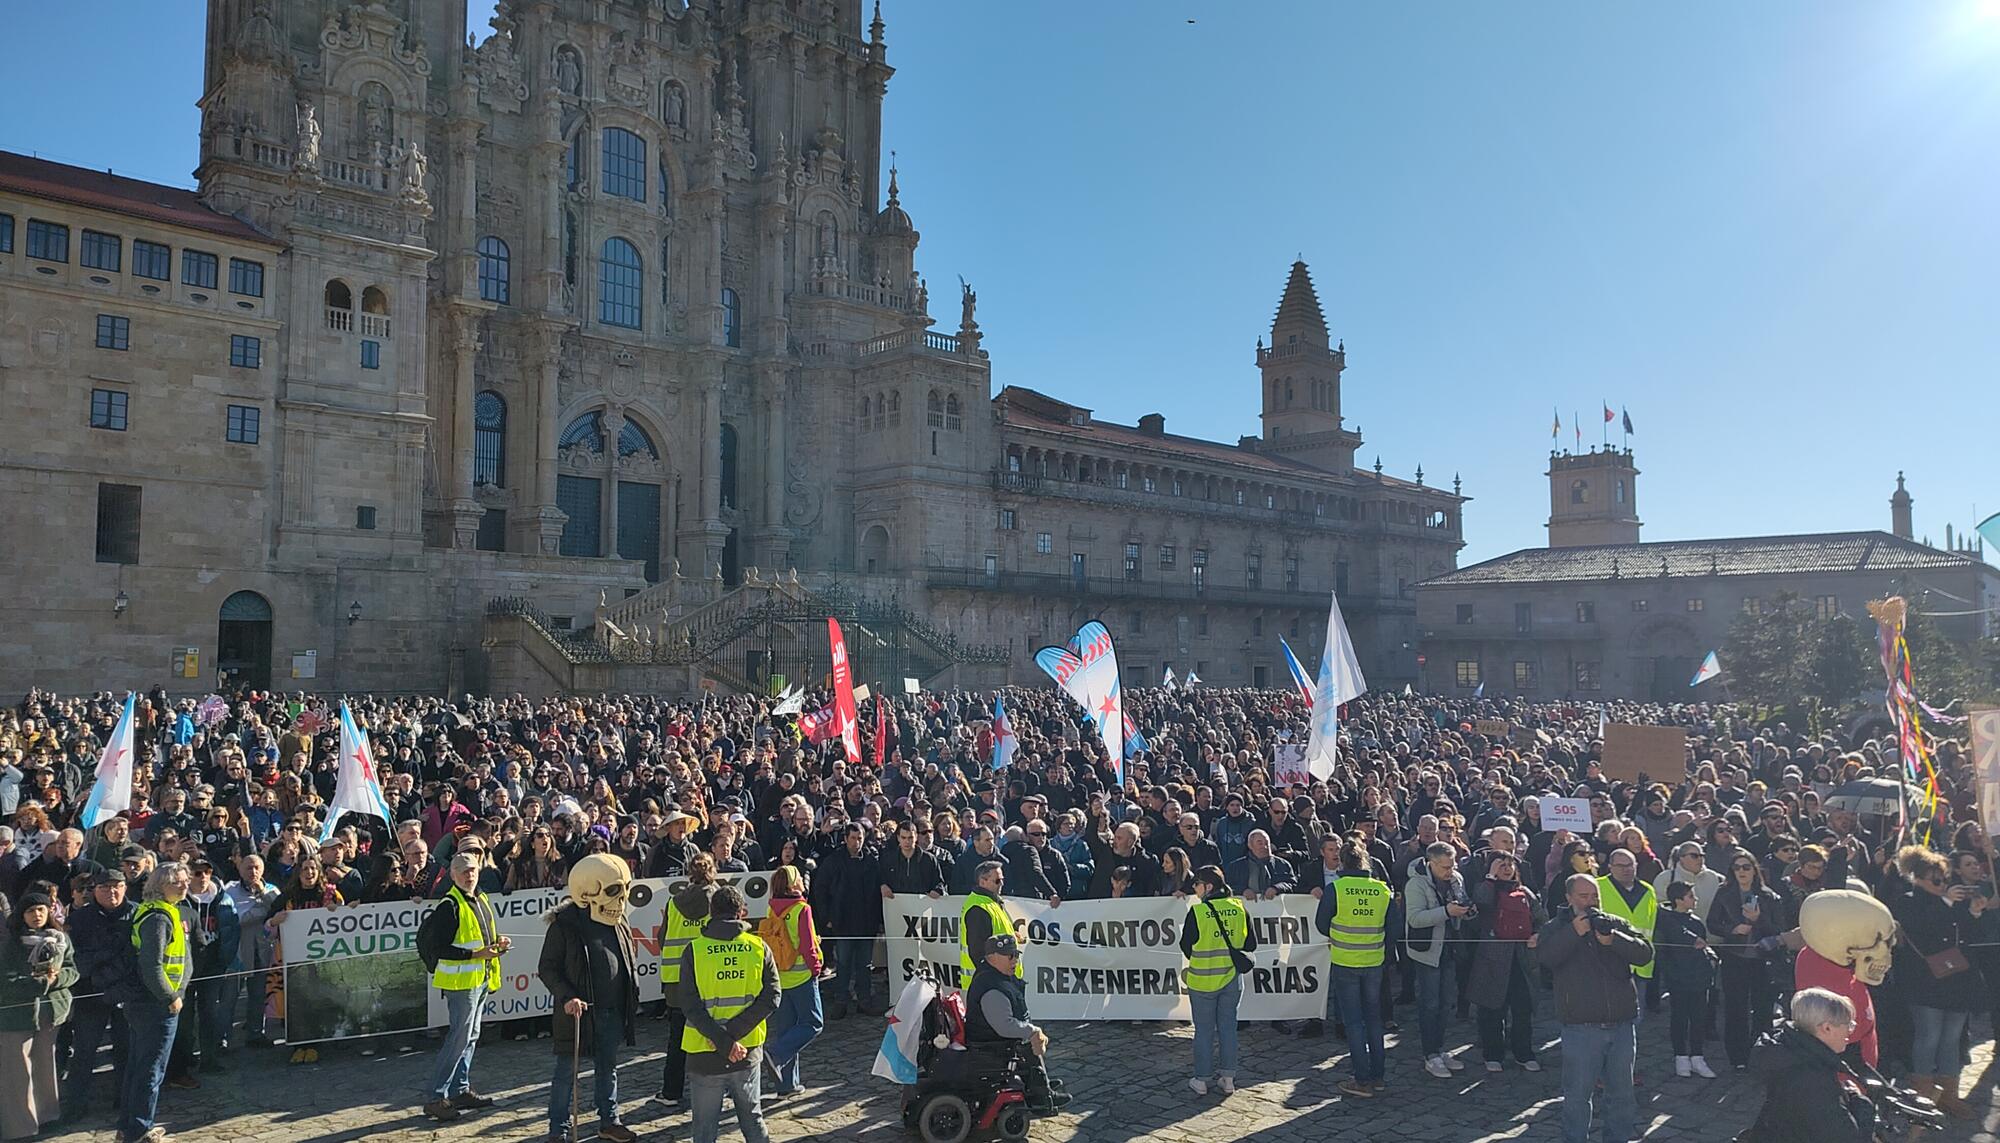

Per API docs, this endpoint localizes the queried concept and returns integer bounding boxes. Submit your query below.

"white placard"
[1539,796,1592,834]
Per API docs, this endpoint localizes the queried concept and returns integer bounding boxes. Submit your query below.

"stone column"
[752,368,790,570]
[531,322,567,553]
[602,404,626,561]
[447,308,484,548]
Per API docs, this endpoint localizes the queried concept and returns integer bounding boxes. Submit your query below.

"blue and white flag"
[1304,591,1369,781]
[1690,651,1722,688]
[322,703,396,842]
[1473,681,1485,700]
[1976,511,1999,556]
[1279,636,1315,709]
[80,693,138,830]
[991,695,1018,772]
[1122,712,1150,759]
[1161,666,1178,690]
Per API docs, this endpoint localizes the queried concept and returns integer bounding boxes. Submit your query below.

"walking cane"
[567,1001,585,1142]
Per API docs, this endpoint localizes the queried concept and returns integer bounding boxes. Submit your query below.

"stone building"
[0,0,1464,697]
[1416,458,1998,701]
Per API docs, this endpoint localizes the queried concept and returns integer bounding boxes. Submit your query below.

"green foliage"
[1721,596,1890,710]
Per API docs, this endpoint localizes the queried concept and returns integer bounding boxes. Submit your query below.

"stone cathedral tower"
[1257,260,1360,473]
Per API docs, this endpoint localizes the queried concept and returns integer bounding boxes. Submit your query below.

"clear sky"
[8,2,1995,564]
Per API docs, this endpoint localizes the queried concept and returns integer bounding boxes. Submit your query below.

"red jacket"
[1794,945,1877,1067]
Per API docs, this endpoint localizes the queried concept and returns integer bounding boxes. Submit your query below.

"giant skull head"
[1800,889,1897,986]
[568,853,634,927]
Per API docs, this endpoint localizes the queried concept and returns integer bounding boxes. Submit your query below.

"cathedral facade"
[0,0,1464,697]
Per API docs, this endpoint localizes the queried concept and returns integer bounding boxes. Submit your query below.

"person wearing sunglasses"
[1705,852,1784,1071]
[1889,844,1982,1118]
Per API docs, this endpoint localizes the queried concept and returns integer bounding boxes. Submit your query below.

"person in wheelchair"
[965,934,1070,1113]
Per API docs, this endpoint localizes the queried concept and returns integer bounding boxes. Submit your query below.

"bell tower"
[1547,448,1641,548]
[1257,260,1360,473]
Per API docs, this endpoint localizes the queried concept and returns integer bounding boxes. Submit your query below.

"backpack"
[416,896,457,974]
[758,903,800,972]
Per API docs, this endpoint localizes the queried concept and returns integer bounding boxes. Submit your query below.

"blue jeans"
[119,999,179,1142]
[430,985,487,1101]
[831,935,873,1007]
[1559,1021,1636,1143]
[1189,975,1242,1080]
[1910,1006,1970,1075]
[1330,964,1385,1083]
[691,1057,772,1143]
[1414,959,1456,1056]
[766,979,824,1094]
[550,1008,624,1134]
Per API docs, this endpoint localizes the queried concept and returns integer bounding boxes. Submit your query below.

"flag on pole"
[1976,511,1999,555]
[771,686,804,717]
[1161,666,1178,689]
[1185,670,1201,687]
[1121,711,1150,759]
[1603,403,1616,424]
[991,695,1017,772]
[1473,681,1485,700]
[827,618,863,764]
[1551,408,1561,440]
[801,704,837,743]
[1304,591,1369,781]
[80,693,138,830]
[1598,706,1609,738]
[874,695,893,767]
[1278,636,1315,708]
[1403,684,1414,696]
[322,703,395,842]
[1690,651,1722,687]
[1622,408,1634,436]
[1033,621,1125,784]
[1574,411,1581,451]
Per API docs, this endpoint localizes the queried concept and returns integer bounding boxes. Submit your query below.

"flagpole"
[1601,401,1608,448]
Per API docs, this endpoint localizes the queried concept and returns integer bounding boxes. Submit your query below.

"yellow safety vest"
[1186,895,1249,992]
[131,900,189,992]
[661,897,704,987]
[681,932,769,1053]
[774,900,823,991]
[1596,876,1657,979]
[432,885,501,992]
[1328,876,1389,969]
[961,892,1020,987]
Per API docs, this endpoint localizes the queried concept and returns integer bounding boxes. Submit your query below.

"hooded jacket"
[1735,1025,1869,1143]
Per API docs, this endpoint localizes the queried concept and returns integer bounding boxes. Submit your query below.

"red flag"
[827,618,863,763]
[801,705,837,743]
[874,696,892,767]
[1602,403,1616,424]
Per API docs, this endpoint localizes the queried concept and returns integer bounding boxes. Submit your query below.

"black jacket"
[877,846,948,895]
[69,899,137,995]
[811,843,883,936]
[1736,1026,1870,1143]
[1536,906,1653,1025]
[538,902,640,1053]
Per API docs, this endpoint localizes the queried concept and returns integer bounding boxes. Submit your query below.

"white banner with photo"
[884,893,1328,1021]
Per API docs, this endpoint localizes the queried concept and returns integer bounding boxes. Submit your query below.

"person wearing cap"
[117,862,193,1143]
[176,859,240,1077]
[62,870,135,1118]
[0,888,77,1139]
[416,851,509,1122]
[965,934,1068,1113]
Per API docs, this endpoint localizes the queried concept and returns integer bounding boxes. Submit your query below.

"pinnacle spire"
[1271,259,1328,341]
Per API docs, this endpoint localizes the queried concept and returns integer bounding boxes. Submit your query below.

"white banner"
[1271,743,1309,788]
[884,893,1327,1021]
[1539,797,1591,834]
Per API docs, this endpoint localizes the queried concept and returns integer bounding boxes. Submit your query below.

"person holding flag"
[80,693,138,832]
[322,704,395,845]
[1305,591,1369,782]
[826,619,863,765]
[991,696,1018,772]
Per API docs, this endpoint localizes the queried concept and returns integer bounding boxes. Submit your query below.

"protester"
[1539,873,1652,1143]
[543,855,641,1143]
[417,851,507,1122]
[965,934,1069,1112]
[676,885,780,1143]
[1652,881,1718,1079]
[1708,848,1785,1072]
[1888,844,1980,1118]
[759,865,823,1099]
[1403,841,1470,1077]
[0,890,77,1140]
[1316,836,1390,1099]
[1467,851,1543,1072]
[118,862,192,1143]
[1180,864,1255,1094]
[1736,988,1873,1143]
[959,860,1020,989]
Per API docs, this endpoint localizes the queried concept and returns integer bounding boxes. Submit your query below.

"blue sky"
[9,2,1996,563]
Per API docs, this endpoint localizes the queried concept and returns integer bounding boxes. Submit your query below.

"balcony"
[926,566,1372,611]
[1423,622,1600,643]
[990,469,1355,533]
[1256,341,1343,366]
[359,312,392,338]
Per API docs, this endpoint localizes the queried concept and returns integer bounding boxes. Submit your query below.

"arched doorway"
[217,590,273,689]
[860,525,889,574]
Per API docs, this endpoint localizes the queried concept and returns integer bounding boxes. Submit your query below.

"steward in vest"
[658,852,720,1105]
[541,853,643,1143]
[673,885,781,1143]
[966,934,1070,1114]
[760,865,825,1098]
[1313,838,1393,1098]
[962,861,1022,988]
[418,851,509,1122]
[1598,849,1658,980]
[1180,865,1259,1094]
[119,862,194,1143]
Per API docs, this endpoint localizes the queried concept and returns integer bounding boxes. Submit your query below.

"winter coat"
[1466,879,1544,1010]
[538,901,640,1053]
[1706,884,1785,961]
[952,845,1005,895]
[1735,1025,1870,1143]
[0,929,78,1032]
[1536,905,1651,1025]
[1404,867,1470,969]
[1889,887,1985,1012]
[1652,908,1719,993]
[811,844,883,937]
[1211,813,1254,870]
[877,846,948,895]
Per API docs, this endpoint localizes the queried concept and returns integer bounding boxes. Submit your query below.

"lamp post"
[113,590,129,617]
[347,600,363,625]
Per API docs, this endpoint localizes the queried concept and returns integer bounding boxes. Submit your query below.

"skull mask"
[1800,889,1897,986]
[567,853,634,927]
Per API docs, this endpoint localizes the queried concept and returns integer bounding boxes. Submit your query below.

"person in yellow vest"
[759,865,823,1099]
[961,861,1021,990]
[420,852,509,1123]
[1313,835,1391,1099]
[1597,849,1657,1066]
[1179,865,1258,1095]
[658,852,719,1106]
[674,885,781,1143]
[118,861,192,1143]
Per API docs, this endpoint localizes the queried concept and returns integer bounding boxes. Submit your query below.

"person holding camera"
[0,891,77,1139]
[1734,988,1873,1143]
[1179,864,1257,1094]
[1538,873,1653,1143]
[1404,842,1471,1078]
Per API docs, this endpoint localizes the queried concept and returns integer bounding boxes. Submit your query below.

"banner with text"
[277,871,775,1043]
[884,893,1326,1021]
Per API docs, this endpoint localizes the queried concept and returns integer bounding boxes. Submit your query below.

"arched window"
[618,420,658,459]
[599,238,642,328]
[719,423,738,509]
[858,395,871,426]
[1615,479,1627,504]
[1285,380,1294,404]
[721,287,741,347]
[1570,479,1591,505]
[324,279,353,331]
[560,411,607,454]
[887,390,901,424]
[945,393,962,431]
[926,390,944,428]
[873,393,886,430]
[361,286,389,316]
[476,237,510,304]
[602,128,646,201]
[474,391,506,486]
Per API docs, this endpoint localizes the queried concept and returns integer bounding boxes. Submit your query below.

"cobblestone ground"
[44,993,2000,1143]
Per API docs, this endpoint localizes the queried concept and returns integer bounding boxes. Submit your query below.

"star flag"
[322,703,395,842]
[1278,636,1315,709]
[991,695,1017,772]
[1304,590,1369,781]
[1161,666,1178,689]
[80,693,138,829]
[1603,403,1616,424]
[1690,651,1723,688]
[827,618,863,764]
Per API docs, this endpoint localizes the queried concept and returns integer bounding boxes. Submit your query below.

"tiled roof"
[1425,531,1996,587]
[0,151,274,245]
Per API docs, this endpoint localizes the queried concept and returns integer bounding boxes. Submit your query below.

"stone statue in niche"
[294,101,321,171]
[393,140,431,209]
[360,84,392,164]
[555,46,582,96]
[663,82,686,127]
[816,212,837,261]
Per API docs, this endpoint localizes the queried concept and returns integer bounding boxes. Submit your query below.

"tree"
[1806,613,1875,709]
[1720,592,1816,709]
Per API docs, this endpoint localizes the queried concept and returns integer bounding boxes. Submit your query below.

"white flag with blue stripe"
[1304,590,1369,781]
[322,703,396,842]
[80,693,138,829]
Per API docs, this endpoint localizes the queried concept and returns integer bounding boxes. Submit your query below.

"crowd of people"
[0,679,1990,1143]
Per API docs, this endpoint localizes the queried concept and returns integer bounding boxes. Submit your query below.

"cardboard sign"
[1510,725,1543,752]
[903,677,921,695]
[1600,723,1687,784]
[1540,797,1592,834]
[1973,707,2000,843]
[1474,718,1509,737]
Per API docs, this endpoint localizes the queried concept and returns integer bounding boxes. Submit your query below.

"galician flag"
[991,695,1017,772]
[1278,636,1315,709]
[80,693,138,829]
[1690,651,1722,688]
[322,703,395,842]
[1304,590,1370,781]
[1161,666,1178,689]
[1185,670,1201,687]
[1977,511,2000,555]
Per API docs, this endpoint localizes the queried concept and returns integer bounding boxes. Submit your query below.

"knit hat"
[16,892,53,913]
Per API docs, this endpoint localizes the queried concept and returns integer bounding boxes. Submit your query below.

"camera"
[1588,911,1620,936]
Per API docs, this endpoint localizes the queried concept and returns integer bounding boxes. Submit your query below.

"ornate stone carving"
[554,45,583,96]
[392,140,431,214]
[294,102,321,173]
[476,22,528,113]
[783,454,824,529]
[607,32,647,106]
